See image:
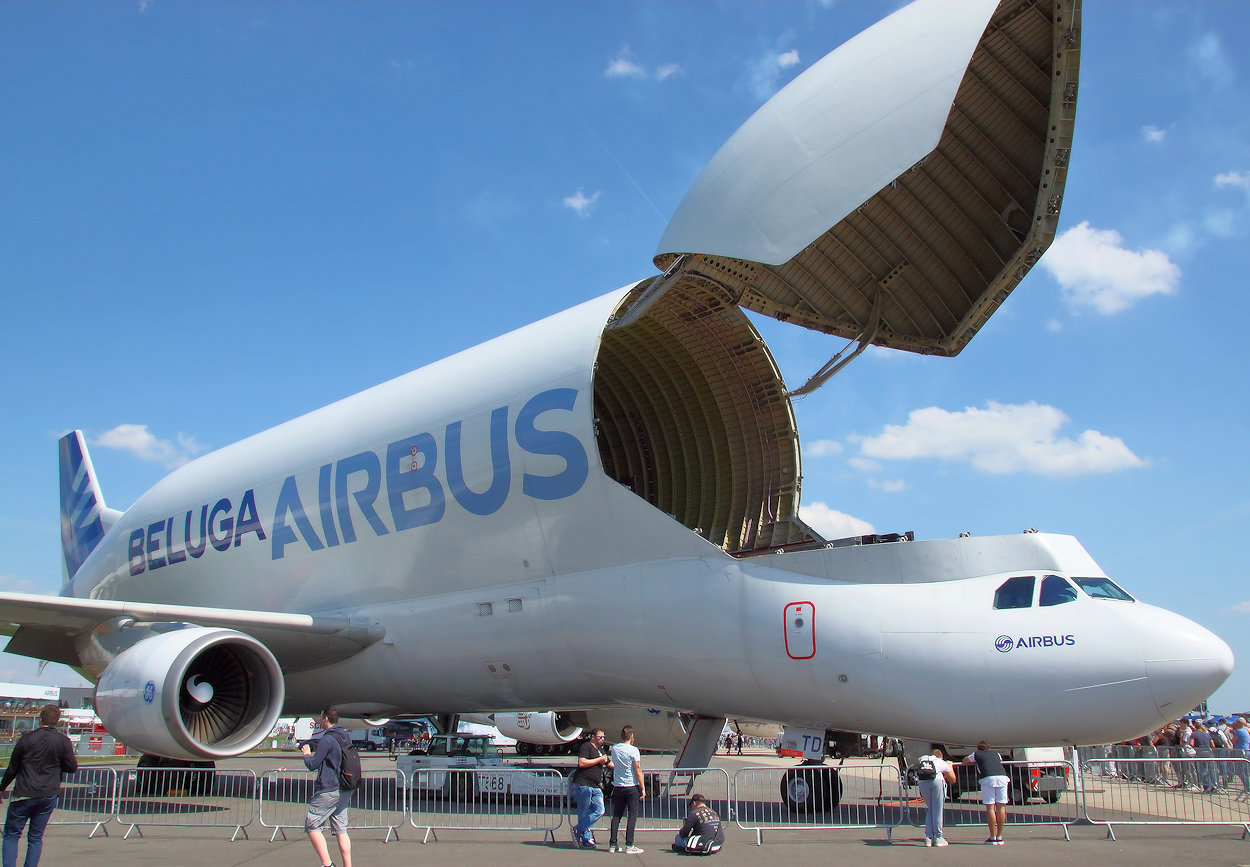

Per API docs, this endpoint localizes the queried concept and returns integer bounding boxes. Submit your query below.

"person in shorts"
[964,740,1009,844]
[300,706,353,867]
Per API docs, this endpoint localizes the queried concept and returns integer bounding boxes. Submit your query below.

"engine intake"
[493,712,582,745]
[95,627,284,760]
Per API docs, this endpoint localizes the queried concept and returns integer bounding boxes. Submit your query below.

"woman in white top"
[917,746,956,846]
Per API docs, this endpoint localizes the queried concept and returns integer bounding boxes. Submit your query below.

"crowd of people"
[1085,716,1250,793]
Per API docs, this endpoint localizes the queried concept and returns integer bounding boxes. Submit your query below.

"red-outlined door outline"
[784,601,815,659]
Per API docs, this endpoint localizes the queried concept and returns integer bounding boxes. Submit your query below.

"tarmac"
[21,751,1250,866]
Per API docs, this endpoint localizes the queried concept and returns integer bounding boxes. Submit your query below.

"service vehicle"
[350,728,389,751]
[395,732,568,800]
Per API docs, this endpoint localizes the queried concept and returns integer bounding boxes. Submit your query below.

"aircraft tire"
[780,766,841,813]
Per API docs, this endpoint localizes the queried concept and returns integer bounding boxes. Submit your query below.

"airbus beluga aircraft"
[0,0,1232,768]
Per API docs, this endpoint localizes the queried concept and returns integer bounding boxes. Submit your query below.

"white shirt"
[611,742,642,787]
[919,754,951,780]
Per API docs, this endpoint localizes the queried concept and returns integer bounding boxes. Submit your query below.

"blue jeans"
[2,796,57,867]
[609,785,641,847]
[919,779,946,839]
[571,784,604,843]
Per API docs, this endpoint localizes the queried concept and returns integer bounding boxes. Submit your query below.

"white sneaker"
[934,837,948,847]
[924,837,933,847]
[624,846,644,854]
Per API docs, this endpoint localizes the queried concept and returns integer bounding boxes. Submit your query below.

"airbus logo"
[124,387,589,575]
[996,634,1076,652]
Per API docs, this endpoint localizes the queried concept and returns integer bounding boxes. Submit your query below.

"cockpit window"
[1039,574,1078,607]
[994,575,1035,610]
[1072,577,1135,602]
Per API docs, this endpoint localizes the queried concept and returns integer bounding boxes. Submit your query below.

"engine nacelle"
[95,627,285,761]
[494,712,582,745]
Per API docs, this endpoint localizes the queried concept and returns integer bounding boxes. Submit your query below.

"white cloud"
[606,51,645,79]
[561,189,600,217]
[868,479,907,493]
[1189,32,1234,88]
[800,501,874,539]
[747,50,802,100]
[1041,221,1180,314]
[1216,170,1250,192]
[847,456,880,473]
[805,439,843,457]
[93,424,205,468]
[1141,125,1168,143]
[1231,600,1250,614]
[858,401,1147,477]
[605,47,680,82]
[655,63,682,82]
[0,573,53,595]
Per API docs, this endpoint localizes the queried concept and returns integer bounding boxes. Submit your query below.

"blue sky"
[2,1,1248,719]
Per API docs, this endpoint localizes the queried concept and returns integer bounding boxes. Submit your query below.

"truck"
[395,732,569,800]
[950,745,1069,804]
[350,727,389,751]
[774,727,1070,810]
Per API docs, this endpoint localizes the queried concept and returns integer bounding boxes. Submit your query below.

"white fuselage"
[64,287,1232,748]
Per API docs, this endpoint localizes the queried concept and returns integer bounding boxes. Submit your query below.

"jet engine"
[94,626,284,761]
[493,711,582,745]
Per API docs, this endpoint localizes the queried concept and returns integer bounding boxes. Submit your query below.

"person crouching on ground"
[917,745,956,847]
[672,793,724,855]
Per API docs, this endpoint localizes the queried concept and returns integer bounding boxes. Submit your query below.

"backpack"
[330,730,363,792]
[917,757,937,781]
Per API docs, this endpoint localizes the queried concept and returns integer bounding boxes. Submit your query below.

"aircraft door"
[784,601,815,660]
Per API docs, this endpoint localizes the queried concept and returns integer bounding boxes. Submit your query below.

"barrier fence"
[9,754,1250,846]
[734,759,908,844]
[258,768,405,842]
[407,766,567,843]
[50,766,117,838]
[116,767,256,841]
[899,758,1082,840]
[1077,756,1250,839]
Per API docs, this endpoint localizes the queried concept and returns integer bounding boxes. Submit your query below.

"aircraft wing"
[0,591,382,672]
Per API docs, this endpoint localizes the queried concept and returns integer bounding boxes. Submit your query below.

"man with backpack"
[300,706,354,867]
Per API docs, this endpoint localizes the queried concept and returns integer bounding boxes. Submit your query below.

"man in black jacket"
[0,704,78,867]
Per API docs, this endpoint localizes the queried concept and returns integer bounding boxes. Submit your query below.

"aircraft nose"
[1143,607,1234,720]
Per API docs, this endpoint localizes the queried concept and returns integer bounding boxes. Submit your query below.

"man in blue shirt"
[608,725,647,854]
[300,706,352,867]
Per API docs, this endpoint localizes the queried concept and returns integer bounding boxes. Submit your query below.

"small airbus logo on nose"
[995,635,1014,653]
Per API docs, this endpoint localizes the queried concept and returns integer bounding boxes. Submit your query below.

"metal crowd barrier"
[406,766,568,844]
[115,767,256,841]
[900,758,1081,840]
[733,760,909,845]
[50,766,117,838]
[1079,756,1250,839]
[257,767,405,842]
[586,766,731,841]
